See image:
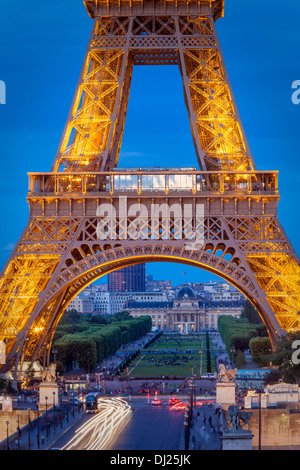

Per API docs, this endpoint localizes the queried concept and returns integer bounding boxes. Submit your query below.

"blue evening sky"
[0,0,299,287]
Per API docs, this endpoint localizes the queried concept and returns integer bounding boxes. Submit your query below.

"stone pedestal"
[244,393,267,409]
[38,382,58,409]
[216,382,236,408]
[2,397,12,412]
[222,430,253,450]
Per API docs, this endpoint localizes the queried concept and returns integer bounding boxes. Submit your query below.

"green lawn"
[119,333,217,378]
[125,353,212,377]
[149,334,206,351]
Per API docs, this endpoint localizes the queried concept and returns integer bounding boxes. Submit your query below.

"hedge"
[218,315,265,352]
[54,315,152,371]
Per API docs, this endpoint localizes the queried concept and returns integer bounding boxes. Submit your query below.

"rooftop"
[175,285,197,300]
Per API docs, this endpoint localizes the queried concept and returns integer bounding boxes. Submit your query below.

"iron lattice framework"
[0,0,299,379]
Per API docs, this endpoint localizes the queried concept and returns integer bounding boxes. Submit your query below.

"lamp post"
[27,408,31,450]
[66,394,69,423]
[37,407,40,449]
[199,350,203,377]
[230,348,235,368]
[53,392,56,435]
[6,420,9,450]
[258,391,262,450]
[45,396,48,440]
[60,393,63,429]
[255,389,262,450]
[17,415,20,450]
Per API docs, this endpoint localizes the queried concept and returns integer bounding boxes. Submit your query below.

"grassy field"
[120,334,216,378]
[149,334,207,351]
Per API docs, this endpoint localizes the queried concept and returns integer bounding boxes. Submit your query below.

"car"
[151,398,161,406]
[201,373,216,379]
[201,373,211,379]
[168,398,179,406]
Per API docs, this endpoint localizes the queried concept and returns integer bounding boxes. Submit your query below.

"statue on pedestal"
[39,364,58,408]
[217,364,237,383]
[40,364,56,383]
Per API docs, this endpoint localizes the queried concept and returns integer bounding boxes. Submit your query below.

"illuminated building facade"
[129,285,242,332]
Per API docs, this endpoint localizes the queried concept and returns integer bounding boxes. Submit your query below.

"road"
[49,396,185,451]
[109,398,185,450]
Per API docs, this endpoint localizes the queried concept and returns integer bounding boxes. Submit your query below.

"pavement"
[189,403,224,450]
[0,331,256,451]
[1,403,86,451]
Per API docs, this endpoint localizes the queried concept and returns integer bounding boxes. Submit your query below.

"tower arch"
[4,240,283,379]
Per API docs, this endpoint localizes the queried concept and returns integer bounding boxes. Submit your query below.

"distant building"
[145,278,172,292]
[93,291,168,316]
[108,263,145,292]
[93,292,110,315]
[68,293,94,314]
[128,285,243,333]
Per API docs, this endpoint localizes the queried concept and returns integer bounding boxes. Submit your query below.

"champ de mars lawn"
[119,333,217,378]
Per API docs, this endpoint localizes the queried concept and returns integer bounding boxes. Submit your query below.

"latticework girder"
[0,0,299,380]
[52,12,254,173]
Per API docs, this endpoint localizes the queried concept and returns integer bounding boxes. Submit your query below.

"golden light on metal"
[0,0,299,381]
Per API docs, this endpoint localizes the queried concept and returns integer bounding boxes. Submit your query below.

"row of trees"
[264,332,300,384]
[249,333,300,385]
[218,314,267,353]
[53,310,152,373]
[218,300,300,384]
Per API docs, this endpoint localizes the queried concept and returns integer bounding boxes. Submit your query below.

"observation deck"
[84,0,225,21]
[28,170,278,198]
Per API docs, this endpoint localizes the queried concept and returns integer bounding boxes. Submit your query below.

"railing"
[28,170,279,197]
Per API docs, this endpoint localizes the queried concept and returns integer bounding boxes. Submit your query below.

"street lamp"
[17,414,20,450]
[37,407,40,449]
[53,392,56,434]
[255,390,262,450]
[230,348,235,367]
[28,408,31,450]
[6,421,9,450]
[45,396,48,440]
[60,393,63,429]
[199,350,203,377]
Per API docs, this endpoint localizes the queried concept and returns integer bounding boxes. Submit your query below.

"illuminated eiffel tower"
[0,0,299,381]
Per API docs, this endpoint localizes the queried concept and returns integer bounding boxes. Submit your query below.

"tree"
[218,315,261,352]
[241,300,262,324]
[75,338,97,373]
[89,314,107,325]
[111,311,132,322]
[249,337,272,367]
[53,313,152,372]
[268,332,300,384]
[235,350,246,367]
[264,369,282,385]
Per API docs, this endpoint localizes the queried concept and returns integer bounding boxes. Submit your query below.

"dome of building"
[175,285,197,300]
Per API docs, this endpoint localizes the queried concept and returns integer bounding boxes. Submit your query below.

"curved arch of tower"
[0,0,299,381]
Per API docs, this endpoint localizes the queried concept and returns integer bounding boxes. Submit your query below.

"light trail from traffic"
[62,397,132,450]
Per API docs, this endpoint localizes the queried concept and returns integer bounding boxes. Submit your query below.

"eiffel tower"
[0,0,299,381]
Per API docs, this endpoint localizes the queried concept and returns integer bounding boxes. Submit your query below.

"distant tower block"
[108,264,146,292]
[0,0,299,381]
